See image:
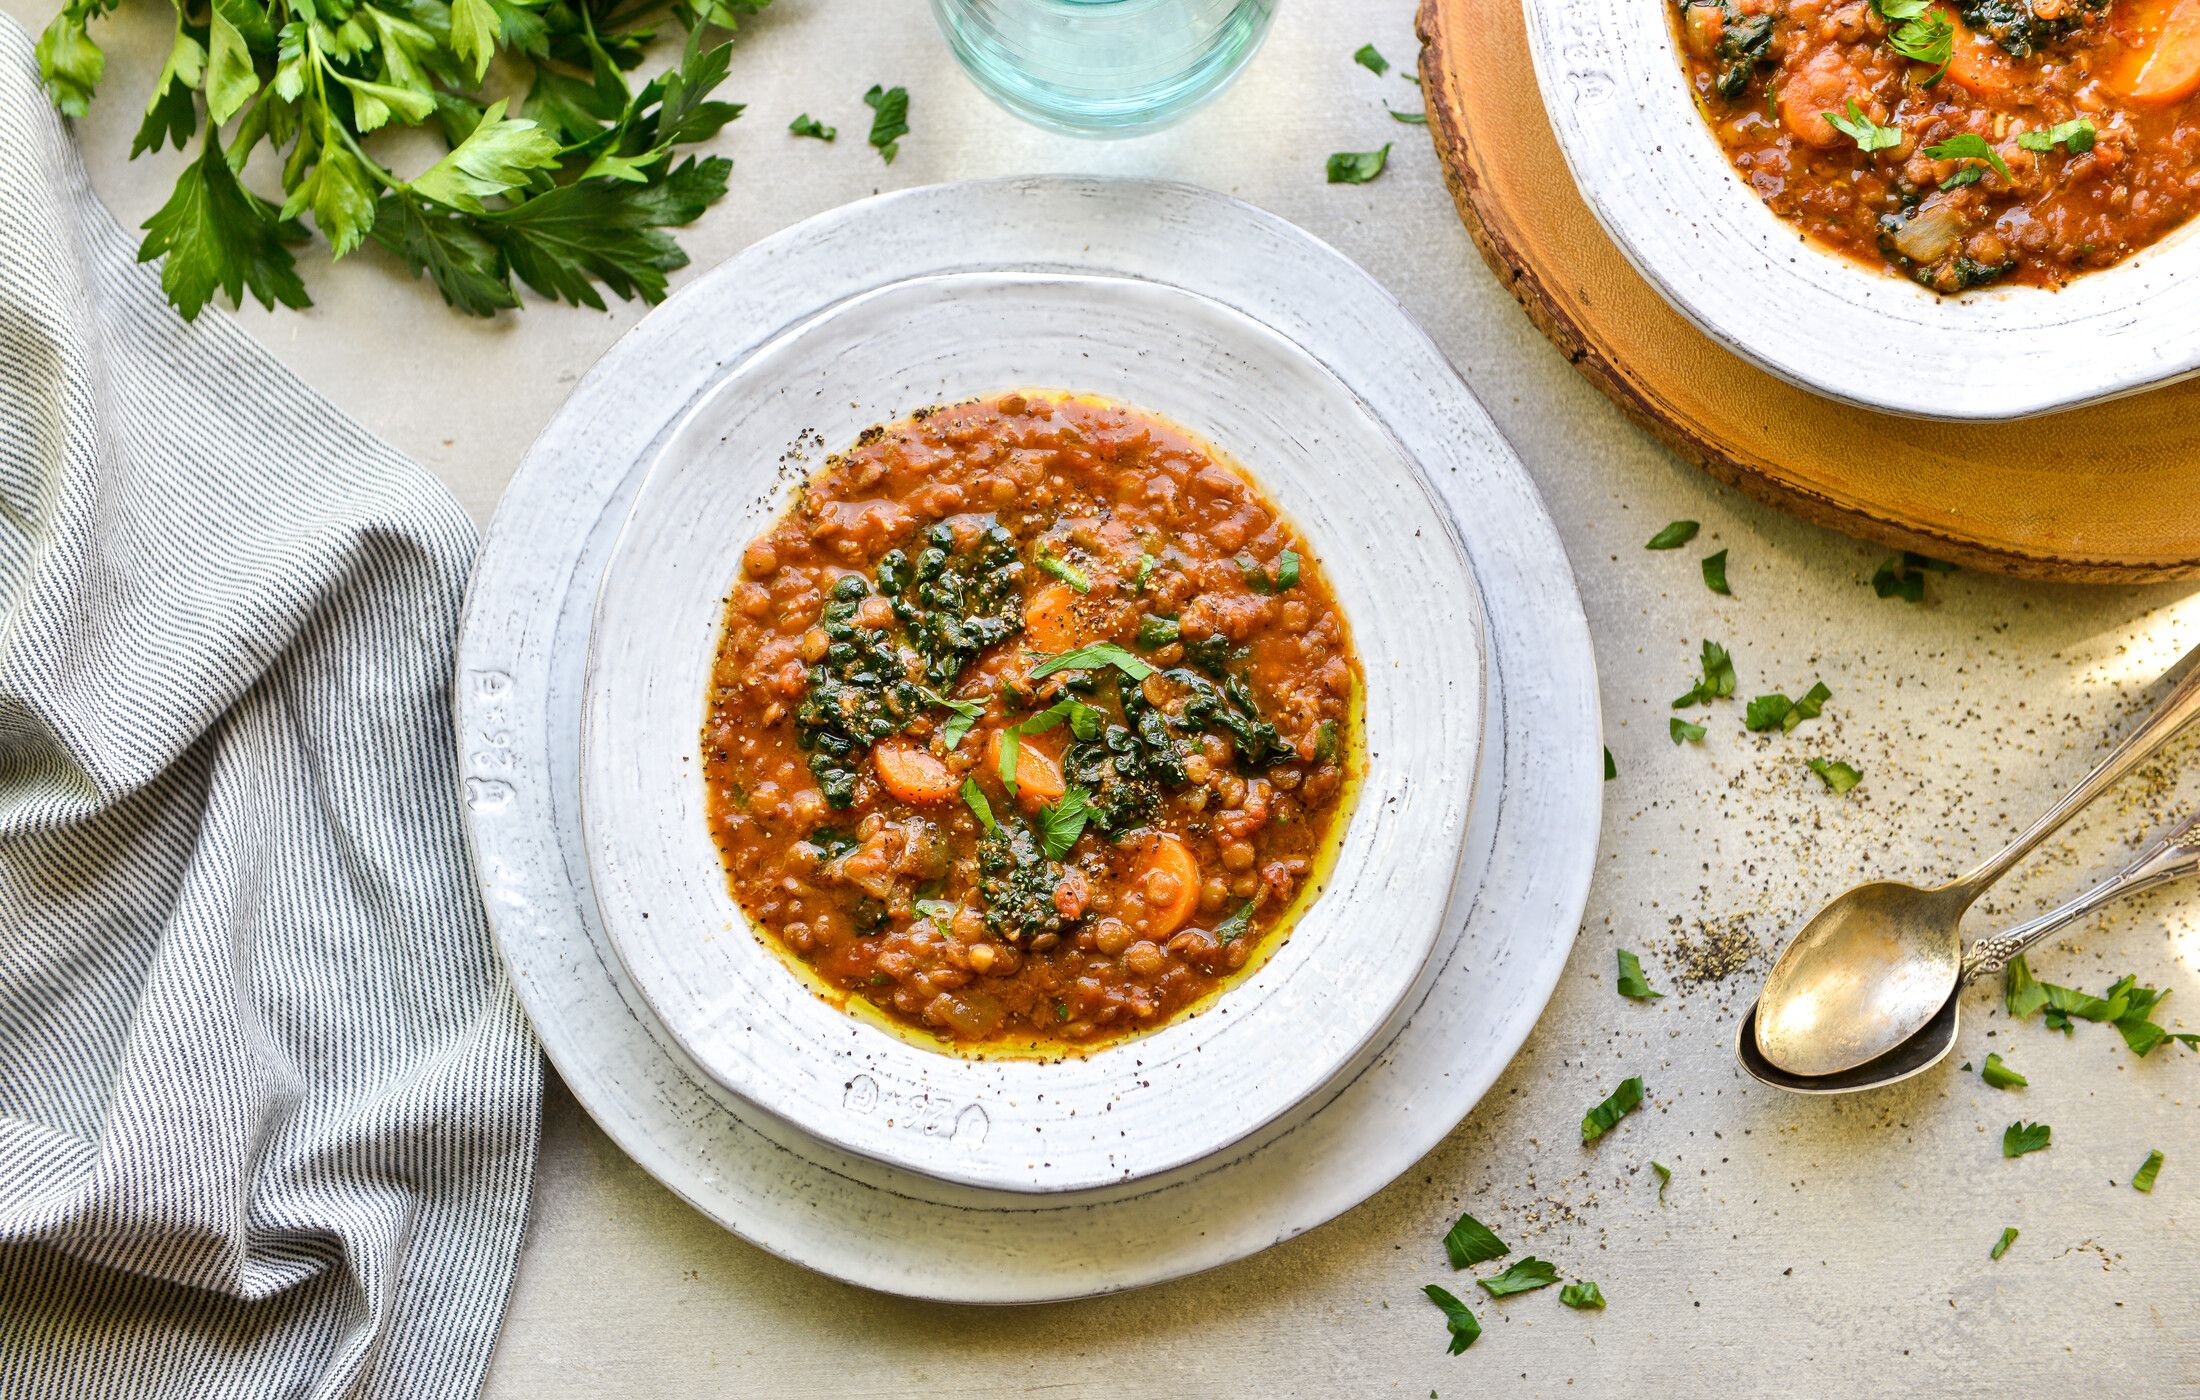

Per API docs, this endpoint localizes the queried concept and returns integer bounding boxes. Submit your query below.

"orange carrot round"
[2108,0,2200,103]
[872,740,957,804]
[1134,833,1202,939]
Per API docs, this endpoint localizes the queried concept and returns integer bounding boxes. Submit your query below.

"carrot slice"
[1943,15,2016,97]
[983,728,1066,807]
[2108,0,2200,103]
[1134,834,1202,939]
[872,740,957,804]
[1023,580,1087,654]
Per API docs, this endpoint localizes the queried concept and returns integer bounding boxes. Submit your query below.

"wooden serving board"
[1416,0,2200,583]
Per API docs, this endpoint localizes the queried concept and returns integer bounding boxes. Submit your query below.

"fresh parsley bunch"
[34,0,766,319]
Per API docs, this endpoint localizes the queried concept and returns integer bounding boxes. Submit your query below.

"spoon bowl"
[1737,990,1961,1095]
[1752,880,1969,1077]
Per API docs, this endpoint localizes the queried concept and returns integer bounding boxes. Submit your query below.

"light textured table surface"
[16,0,2199,1394]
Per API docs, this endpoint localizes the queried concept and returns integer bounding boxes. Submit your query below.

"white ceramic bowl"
[579,270,1486,1193]
[1523,1,2200,420]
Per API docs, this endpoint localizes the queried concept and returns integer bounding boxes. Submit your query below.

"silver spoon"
[1737,812,2200,1093]
[1751,644,2200,1079]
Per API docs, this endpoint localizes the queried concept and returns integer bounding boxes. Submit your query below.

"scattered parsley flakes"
[1559,1281,1607,1310]
[1645,519,1700,549]
[1616,949,1664,1000]
[1824,99,1901,152]
[1604,746,1618,781]
[1807,758,1862,794]
[1702,549,1731,595]
[2002,957,2199,1056]
[1030,641,1155,682]
[959,775,995,833]
[1355,42,1390,75]
[1671,716,1706,745]
[1980,1051,2027,1090]
[1581,1076,1644,1144]
[1477,1257,1560,1297]
[1673,639,1737,708]
[2018,117,2097,153]
[1991,1227,2018,1260]
[1872,551,1957,602]
[1327,145,1392,184]
[1442,1213,1508,1269]
[789,113,836,140]
[1652,1161,1672,1202]
[2133,1149,2164,1193]
[864,83,909,163]
[2002,1120,2051,1158]
[1423,1285,1481,1354]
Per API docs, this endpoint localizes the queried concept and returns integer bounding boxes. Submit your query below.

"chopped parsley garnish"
[1036,547,1093,593]
[1477,1257,1560,1297]
[1241,549,1301,594]
[917,687,985,749]
[2018,117,2097,154]
[914,898,960,923]
[960,776,996,832]
[1559,1281,1606,1310]
[2002,956,2199,1055]
[1037,787,1091,860]
[2002,1120,2051,1158]
[1131,553,1158,590]
[1980,1051,2027,1089]
[1423,1284,1481,1354]
[1581,1076,1644,1143]
[1745,681,1830,733]
[1927,132,2012,188]
[1991,1227,2018,1260]
[1031,641,1156,682]
[1872,551,1957,602]
[1672,640,1736,708]
[1645,519,1700,549]
[1702,549,1731,595]
[789,113,836,141]
[1885,7,1954,82]
[2005,954,2047,1018]
[1327,145,1392,184]
[864,83,908,163]
[1671,716,1707,745]
[1135,614,1181,649]
[2133,1149,2164,1193]
[1442,1213,1508,1269]
[1824,99,1902,153]
[1604,746,1618,780]
[1616,949,1663,1000]
[1389,107,1430,124]
[1652,1161,1672,1202]
[1315,719,1342,763]
[1212,900,1255,944]
[1355,43,1390,75]
[1807,758,1862,794]
[999,697,1104,798]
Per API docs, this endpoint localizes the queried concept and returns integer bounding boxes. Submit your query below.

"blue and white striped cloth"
[0,17,539,1397]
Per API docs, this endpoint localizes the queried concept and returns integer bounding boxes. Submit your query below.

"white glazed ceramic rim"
[578,270,1485,1194]
[1521,1,2200,420]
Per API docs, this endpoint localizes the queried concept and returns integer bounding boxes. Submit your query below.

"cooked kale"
[1182,632,1243,675]
[1064,678,1190,837]
[976,822,1066,941]
[1679,0,1777,98]
[884,522,1024,688]
[795,574,927,807]
[1162,666,1296,769]
[1957,0,2106,57]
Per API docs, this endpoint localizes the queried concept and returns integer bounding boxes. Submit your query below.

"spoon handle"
[1954,644,2200,899]
[1959,813,2200,984]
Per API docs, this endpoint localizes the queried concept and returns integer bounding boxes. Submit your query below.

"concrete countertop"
[14,0,2195,1393]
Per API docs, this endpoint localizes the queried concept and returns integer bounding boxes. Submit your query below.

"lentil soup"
[701,393,1361,1054]
[1673,0,2200,292]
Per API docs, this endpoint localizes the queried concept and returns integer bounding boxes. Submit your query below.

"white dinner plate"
[456,176,1600,1301]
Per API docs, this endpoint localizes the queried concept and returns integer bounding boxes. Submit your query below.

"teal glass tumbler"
[931,0,1279,137]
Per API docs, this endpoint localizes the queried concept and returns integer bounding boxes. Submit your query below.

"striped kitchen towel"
[0,16,539,1400]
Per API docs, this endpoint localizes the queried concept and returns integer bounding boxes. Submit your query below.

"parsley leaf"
[1746,683,1828,733]
[1327,145,1392,184]
[1925,132,2013,185]
[1887,8,1954,82]
[1030,641,1156,682]
[1477,1257,1560,1297]
[1673,640,1737,708]
[1423,1284,1481,1354]
[1616,949,1664,1000]
[1702,548,1732,595]
[960,775,996,833]
[1646,520,1700,549]
[2018,117,2096,154]
[1241,549,1301,594]
[1980,1051,2028,1089]
[2133,1149,2164,1193]
[2005,955,2049,1018]
[1212,900,1256,944]
[1559,1281,1607,1310]
[790,113,836,140]
[1604,746,1618,781]
[1807,758,1862,794]
[2003,959,2198,1056]
[1355,42,1390,75]
[1871,551,1956,602]
[139,136,311,322]
[864,83,909,162]
[1874,0,1933,18]
[918,687,985,750]
[35,6,105,118]
[1581,1076,1644,1144]
[1652,1161,1672,1202]
[1037,788,1091,860]
[1389,107,1430,124]
[2002,1120,2051,1158]
[1991,1226,2018,1260]
[1671,716,1707,745]
[1442,1213,1508,1269]
[1037,547,1093,593]
[1824,99,1902,152]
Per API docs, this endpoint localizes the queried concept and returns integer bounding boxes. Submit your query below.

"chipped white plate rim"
[456,177,1600,1301]
[579,270,1482,1192]
[1521,1,2200,420]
